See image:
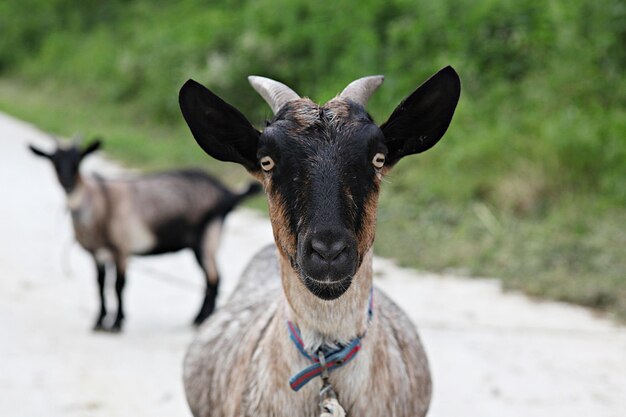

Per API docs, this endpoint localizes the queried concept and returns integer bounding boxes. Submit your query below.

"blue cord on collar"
[286,288,374,392]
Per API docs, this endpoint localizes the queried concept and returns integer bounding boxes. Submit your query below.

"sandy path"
[0,112,624,417]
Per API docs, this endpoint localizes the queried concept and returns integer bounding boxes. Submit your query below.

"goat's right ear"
[179,79,261,171]
[81,139,102,158]
[380,66,461,166]
[28,145,51,159]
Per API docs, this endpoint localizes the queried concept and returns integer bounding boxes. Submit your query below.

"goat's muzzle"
[297,228,358,300]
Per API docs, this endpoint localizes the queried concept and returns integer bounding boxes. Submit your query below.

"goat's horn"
[339,75,384,107]
[248,76,300,114]
[72,134,84,145]
[48,134,60,145]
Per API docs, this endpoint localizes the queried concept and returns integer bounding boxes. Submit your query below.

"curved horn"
[339,75,384,107]
[48,134,60,145]
[72,133,84,146]
[248,76,300,114]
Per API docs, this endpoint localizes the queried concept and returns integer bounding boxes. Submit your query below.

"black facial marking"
[50,147,84,193]
[261,99,386,299]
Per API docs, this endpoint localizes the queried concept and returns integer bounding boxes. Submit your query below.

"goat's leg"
[192,219,222,325]
[92,259,107,331]
[111,256,127,332]
[194,280,219,326]
[192,248,219,326]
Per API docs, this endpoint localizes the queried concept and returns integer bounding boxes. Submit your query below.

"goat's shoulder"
[81,174,130,204]
[230,244,281,298]
[184,245,282,416]
[365,287,432,414]
[69,177,112,221]
[372,287,430,367]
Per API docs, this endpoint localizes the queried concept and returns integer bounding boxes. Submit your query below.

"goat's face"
[256,99,385,299]
[180,67,461,300]
[29,140,101,193]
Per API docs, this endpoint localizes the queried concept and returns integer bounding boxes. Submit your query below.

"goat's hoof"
[109,322,123,333]
[92,321,106,332]
[193,313,209,327]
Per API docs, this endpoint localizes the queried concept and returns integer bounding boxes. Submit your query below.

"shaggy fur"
[184,246,431,417]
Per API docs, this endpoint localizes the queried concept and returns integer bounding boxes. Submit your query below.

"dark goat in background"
[29,138,261,332]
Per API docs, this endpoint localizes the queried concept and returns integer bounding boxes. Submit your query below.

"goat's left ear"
[179,79,261,171]
[380,66,461,166]
[81,139,102,158]
[29,144,52,159]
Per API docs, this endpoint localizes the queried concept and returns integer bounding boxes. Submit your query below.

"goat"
[29,138,261,332]
[179,66,460,416]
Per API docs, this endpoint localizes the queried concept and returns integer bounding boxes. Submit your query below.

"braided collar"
[286,289,374,392]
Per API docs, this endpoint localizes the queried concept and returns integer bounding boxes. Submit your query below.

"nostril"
[311,239,329,258]
[328,241,347,259]
[311,238,347,261]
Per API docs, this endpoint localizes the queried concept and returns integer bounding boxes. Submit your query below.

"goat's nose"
[311,237,347,261]
[298,228,357,283]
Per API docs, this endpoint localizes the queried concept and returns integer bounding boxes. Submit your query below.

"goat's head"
[180,67,460,300]
[29,138,101,193]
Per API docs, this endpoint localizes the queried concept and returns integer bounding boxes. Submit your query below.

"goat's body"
[184,245,432,417]
[30,138,265,331]
[64,167,260,330]
[70,169,236,258]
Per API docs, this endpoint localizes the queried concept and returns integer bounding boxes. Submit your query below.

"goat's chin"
[301,274,353,301]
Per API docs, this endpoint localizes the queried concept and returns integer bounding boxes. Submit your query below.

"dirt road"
[1,112,624,417]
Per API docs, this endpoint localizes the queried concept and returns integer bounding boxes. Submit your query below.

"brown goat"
[179,67,460,416]
[29,139,261,331]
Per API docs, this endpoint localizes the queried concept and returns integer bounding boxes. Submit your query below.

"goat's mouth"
[286,253,354,300]
[301,273,353,301]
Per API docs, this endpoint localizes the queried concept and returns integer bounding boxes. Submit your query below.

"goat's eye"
[372,153,385,169]
[260,156,275,171]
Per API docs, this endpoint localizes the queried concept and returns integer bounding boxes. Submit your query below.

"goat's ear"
[380,66,461,165]
[179,79,261,171]
[28,145,52,159]
[81,139,102,158]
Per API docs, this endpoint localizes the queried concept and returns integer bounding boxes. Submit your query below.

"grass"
[376,192,626,317]
[1,76,624,321]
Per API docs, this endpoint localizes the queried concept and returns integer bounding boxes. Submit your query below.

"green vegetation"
[1,0,624,318]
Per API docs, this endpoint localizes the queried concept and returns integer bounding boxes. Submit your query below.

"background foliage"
[1,0,624,317]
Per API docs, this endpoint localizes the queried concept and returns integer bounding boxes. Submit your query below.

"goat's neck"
[66,174,88,211]
[279,249,373,353]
